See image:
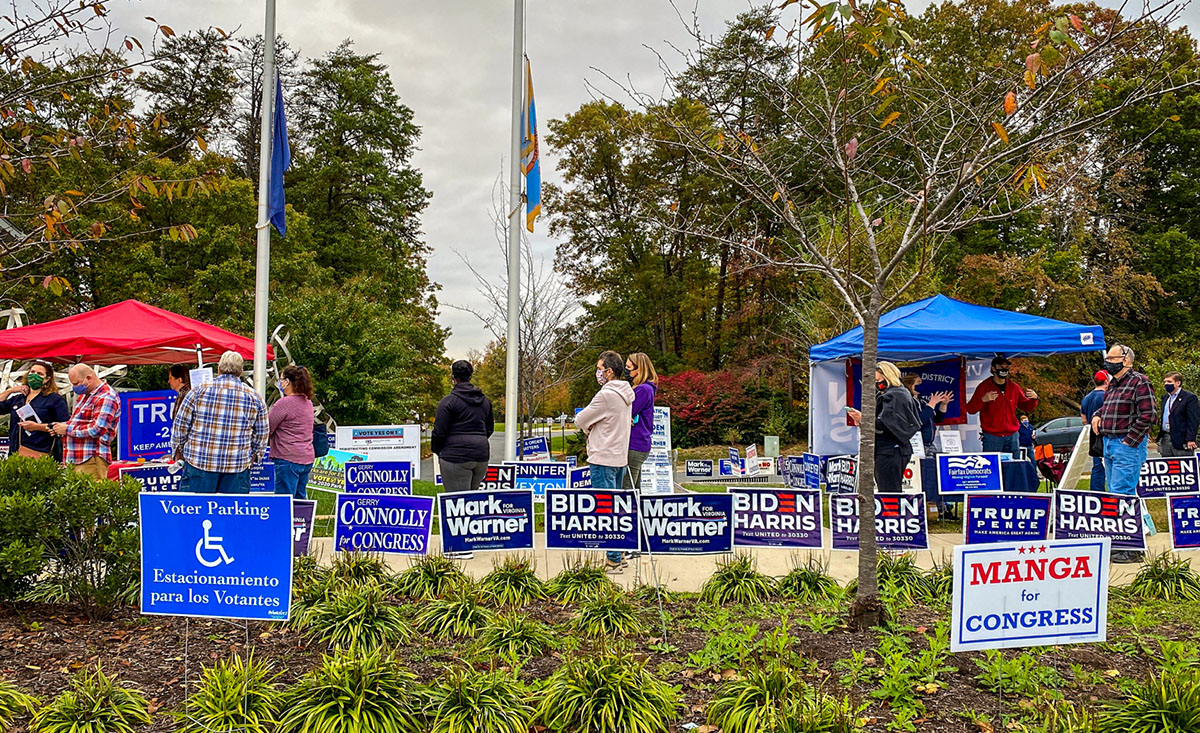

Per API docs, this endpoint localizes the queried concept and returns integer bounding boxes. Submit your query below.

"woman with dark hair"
[168,365,191,417]
[269,365,315,499]
[432,360,495,492]
[0,361,69,459]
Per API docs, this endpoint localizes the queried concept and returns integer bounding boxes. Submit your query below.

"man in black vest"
[1159,372,1200,458]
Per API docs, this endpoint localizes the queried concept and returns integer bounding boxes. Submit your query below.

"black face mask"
[1103,360,1125,376]
[995,369,1010,379]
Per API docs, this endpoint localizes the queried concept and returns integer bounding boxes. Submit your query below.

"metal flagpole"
[251,0,278,397]
[503,0,524,461]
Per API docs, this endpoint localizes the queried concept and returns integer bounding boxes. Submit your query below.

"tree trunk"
[712,239,729,370]
[850,295,883,629]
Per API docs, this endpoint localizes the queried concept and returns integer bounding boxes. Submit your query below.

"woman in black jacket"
[432,360,495,492]
[0,361,69,460]
[848,361,921,493]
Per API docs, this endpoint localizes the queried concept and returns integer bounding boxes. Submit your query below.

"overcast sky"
[101,0,1197,358]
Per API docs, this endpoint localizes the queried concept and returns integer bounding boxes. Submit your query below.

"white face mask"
[595,368,608,386]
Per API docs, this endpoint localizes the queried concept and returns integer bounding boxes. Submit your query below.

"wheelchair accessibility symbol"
[195,520,235,567]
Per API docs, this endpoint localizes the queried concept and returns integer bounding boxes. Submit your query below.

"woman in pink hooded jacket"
[575,350,634,571]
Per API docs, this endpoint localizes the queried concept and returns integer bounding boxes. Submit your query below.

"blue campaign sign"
[118,390,177,461]
[640,494,734,555]
[439,490,534,553]
[334,494,433,554]
[516,436,550,460]
[569,466,592,488]
[506,461,568,500]
[803,453,822,490]
[728,447,740,463]
[546,489,639,551]
[1168,494,1200,551]
[685,460,715,479]
[566,455,578,468]
[120,463,181,492]
[344,461,413,495]
[937,453,1004,494]
[249,461,275,493]
[731,488,823,549]
[1137,456,1200,498]
[139,493,292,621]
[964,493,1052,545]
[830,494,929,551]
[719,459,738,477]
[1054,489,1145,550]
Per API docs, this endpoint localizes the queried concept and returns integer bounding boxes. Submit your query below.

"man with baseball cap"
[1080,370,1108,491]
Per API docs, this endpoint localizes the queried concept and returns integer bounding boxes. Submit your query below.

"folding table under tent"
[807,295,1106,456]
[0,299,273,366]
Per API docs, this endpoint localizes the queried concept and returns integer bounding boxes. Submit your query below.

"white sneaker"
[445,552,474,560]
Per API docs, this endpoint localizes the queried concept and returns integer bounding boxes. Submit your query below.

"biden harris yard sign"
[139,493,292,621]
[951,538,1109,652]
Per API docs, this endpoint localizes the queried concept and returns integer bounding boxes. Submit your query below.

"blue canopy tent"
[808,295,1106,455]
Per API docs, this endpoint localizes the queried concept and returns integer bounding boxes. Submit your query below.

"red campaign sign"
[846,357,968,425]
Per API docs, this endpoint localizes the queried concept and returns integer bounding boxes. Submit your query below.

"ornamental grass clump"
[548,557,619,603]
[276,649,423,733]
[304,582,412,651]
[33,666,151,733]
[572,589,645,637]
[707,662,866,733]
[0,679,38,732]
[415,588,494,639]
[478,555,546,606]
[176,655,280,733]
[389,554,470,600]
[1127,551,1200,601]
[778,559,842,603]
[701,554,776,605]
[475,613,556,661]
[537,652,681,733]
[1098,670,1200,733]
[424,667,534,733]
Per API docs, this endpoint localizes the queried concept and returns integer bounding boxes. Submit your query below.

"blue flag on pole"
[268,74,291,237]
[521,57,541,233]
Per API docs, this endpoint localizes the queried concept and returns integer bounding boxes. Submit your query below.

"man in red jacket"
[966,356,1039,458]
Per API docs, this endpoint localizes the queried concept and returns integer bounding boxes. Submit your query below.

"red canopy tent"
[0,300,274,365]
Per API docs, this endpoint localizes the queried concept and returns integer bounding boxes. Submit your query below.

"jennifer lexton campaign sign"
[1053,489,1146,550]
[830,493,929,551]
[505,461,568,500]
[343,461,413,495]
[640,495,733,555]
[730,488,823,549]
[439,490,534,553]
[951,538,1110,652]
[964,493,1052,545]
[1136,456,1200,499]
[545,489,639,551]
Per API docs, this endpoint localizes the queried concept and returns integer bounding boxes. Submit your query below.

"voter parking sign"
[139,493,292,621]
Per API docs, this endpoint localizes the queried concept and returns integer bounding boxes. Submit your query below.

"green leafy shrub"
[1098,670,1200,732]
[701,555,776,605]
[537,652,681,733]
[0,678,39,731]
[389,555,469,600]
[475,614,556,661]
[478,555,545,606]
[305,582,412,651]
[688,623,761,671]
[548,558,618,603]
[277,650,423,733]
[415,589,494,639]
[778,560,842,603]
[424,667,534,733]
[33,666,151,733]
[845,553,931,607]
[707,662,866,733]
[573,590,645,637]
[329,551,390,587]
[630,583,674,604]
[974,650,1062,698]
[1128,552,1200,601]
[922,556,953,605]
[176,655,280,733]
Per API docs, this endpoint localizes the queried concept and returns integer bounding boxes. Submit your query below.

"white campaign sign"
[951,537,1110,652]
[335,425,423,480]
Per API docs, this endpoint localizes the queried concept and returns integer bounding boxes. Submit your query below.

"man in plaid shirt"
[51,364,121,480]
[1090,343,1156,562]
[171,351,268,494]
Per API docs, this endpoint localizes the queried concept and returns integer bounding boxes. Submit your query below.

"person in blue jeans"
[1080,370,1108,490]
[1091,344,1156,564]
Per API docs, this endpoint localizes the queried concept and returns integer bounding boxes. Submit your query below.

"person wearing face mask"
[269,365,316,499]
[575,350,635,572]
[1157,372,1199,458]
[0,361,69,460]
[846,362,922,493]
[1091,344,1156,563]
[1080,371,1109,491]
[965,356,1039,459]
[50,363,121,479]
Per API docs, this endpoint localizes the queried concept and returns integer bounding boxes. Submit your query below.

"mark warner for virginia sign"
[951,537,1110,652]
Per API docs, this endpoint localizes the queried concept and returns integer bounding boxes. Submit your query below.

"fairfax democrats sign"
[730,488,823,549]
[951,538,1109,652]
[640,494,733,555]
[546,489,639,551]
[334,494,433,555]
[439,490,534,553]
[964,493,1052,545]
[937,453,1004,494]
[344,461,413,495]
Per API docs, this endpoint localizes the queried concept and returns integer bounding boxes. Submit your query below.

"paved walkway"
[309,531,1180,592]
